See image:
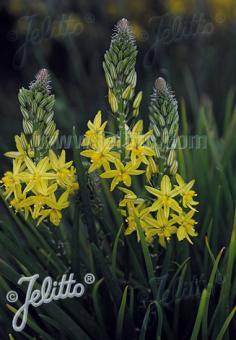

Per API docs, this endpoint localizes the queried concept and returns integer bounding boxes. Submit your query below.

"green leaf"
[216,307,236,340]
[111,224,124,276]
[72,126,98,245]
[202,247,225,339]
[139,301,163,340]
[115,286,128,340]
[135,217,157,298]
[190,289,207,340]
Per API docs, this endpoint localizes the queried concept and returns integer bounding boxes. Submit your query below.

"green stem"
[119,110,126,161]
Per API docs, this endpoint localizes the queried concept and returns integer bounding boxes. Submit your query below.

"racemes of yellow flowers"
[2,149,78,226]
[1,69,79,226]
[81,112,155,191]
[81,114,199,246]
[117,175,198,247]
[81,19,199,248]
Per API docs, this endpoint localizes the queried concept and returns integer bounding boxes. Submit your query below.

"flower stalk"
[103,18,138,160]
[81,19,199,248]
[18,69,58,162]
[149,77,179,177]
[1,69,79,226]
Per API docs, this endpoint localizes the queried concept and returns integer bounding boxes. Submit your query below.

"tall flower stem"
[149,77,179,178]
[103,18,138,161]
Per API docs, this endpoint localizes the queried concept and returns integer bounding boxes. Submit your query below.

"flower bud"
[20,133,28,149]
[46,95,55,112]
[133,91,143,109]
[32,131,41,147]
[45,111,54,124]
[105,72,114,88]
[122,85,132,100]
[48,129,59,147]
[44,121,56,136]
[133,107,139,117]
[35,92,43,103]
[162,128,169,145]
[108,89,118,112]
[167,149,175,167]
[36,107,45,121]
[31,101,38,115]
[20,106,29,120]
[169,160,178,175]
[23,120,33,135]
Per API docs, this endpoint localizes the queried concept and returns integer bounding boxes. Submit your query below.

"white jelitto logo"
[6,273,95,332]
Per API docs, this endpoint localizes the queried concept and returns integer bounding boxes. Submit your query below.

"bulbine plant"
[0,18,235,340]
[1,69,79,226]
[81,18,199,247]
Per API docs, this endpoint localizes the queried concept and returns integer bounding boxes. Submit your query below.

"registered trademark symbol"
[84,273,95,284]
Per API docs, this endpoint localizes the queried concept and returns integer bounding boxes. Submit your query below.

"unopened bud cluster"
[18,69,59,161]
[149,77,179,175]
[103,18,142,117]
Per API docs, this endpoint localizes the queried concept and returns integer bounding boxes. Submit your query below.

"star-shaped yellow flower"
[37,191,70,226]
[118,187,144,207]
[126,120,155,164]
[81,135,119,173]
[4,134,34,161]
[146,175,183,218]
[175,174,199,211]
[171,210,198,244]
[19,156,56,194]
[9,184,30,218]
[49,149,78,192]
[145,209,177,247]
[82,111,107,147]
[1,159,25,199]
[100,159,144,191]
[123,202,152,240]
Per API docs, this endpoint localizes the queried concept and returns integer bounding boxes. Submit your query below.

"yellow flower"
[1,159,25,199]
[19,156,56,194]
[101,159,144,191]
[82,111,107,147]
[145,156,158,182]
[118,187,144,207]
[146,175,183,218]
[4,134,34,161]
[123,202,152,239]
[49,149,73,172]
[37,191,70,226]
[145,209,177,247]
[49,149,78,193]
[175,174,198,211]
[81,135,118,173]
[63,166,79,194]
[171,210,198,244]
[20,182,57,216]
[126,120,155,164]
[9,184,30,219]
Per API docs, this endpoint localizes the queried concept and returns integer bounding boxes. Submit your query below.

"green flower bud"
[108,89,118,113]
[20,106,29,120]
[48,129,59,147]
[23,120,33,135]
[122,85,132,100]
[44,121,56,136]
[32,131,41,147]
[133,91,143,109]
[36,107,45,121]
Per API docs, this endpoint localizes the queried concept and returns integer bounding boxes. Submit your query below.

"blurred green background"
[1,0,236,168]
